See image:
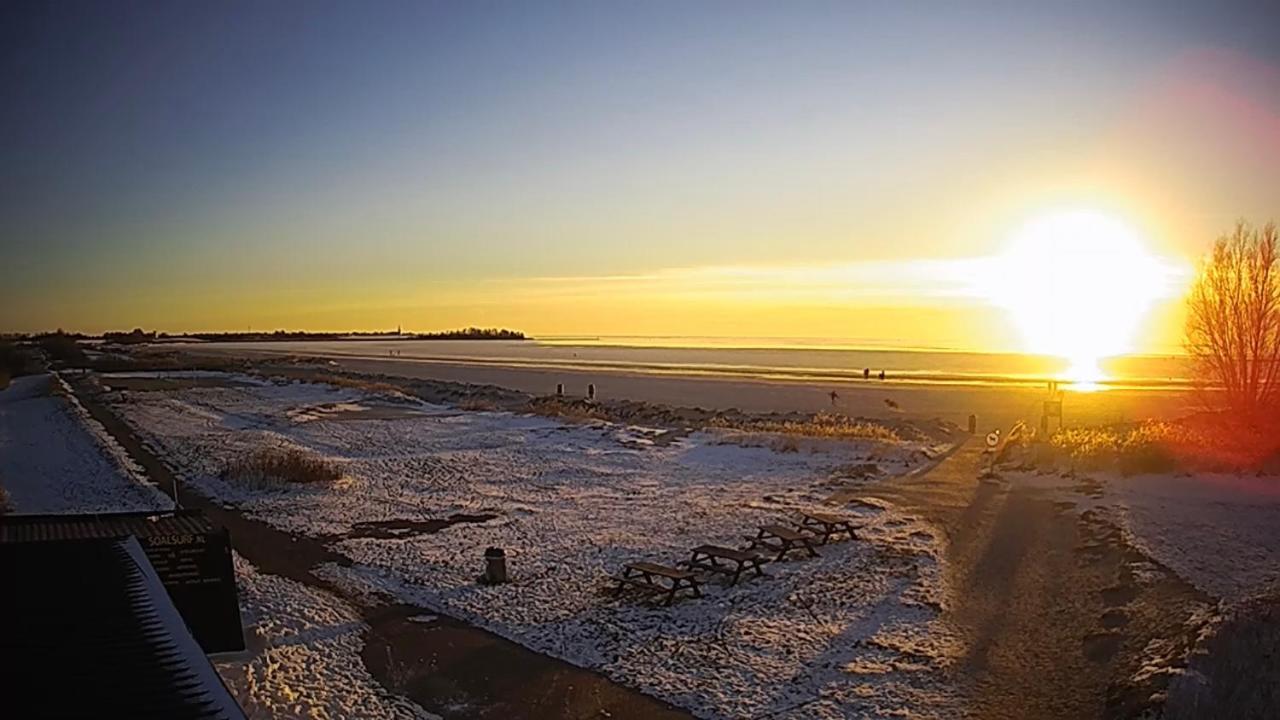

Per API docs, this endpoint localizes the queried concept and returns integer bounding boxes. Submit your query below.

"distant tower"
[396,324,401,335]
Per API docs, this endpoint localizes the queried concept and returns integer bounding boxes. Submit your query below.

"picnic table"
[613,561,702,606]
[746,524,820,562]
[685,545,766,586]
[795,510,860,545]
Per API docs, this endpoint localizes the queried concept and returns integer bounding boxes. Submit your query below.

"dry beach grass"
[223,446,346,489]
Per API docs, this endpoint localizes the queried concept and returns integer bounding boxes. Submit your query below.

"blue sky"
[2,1,1279,345]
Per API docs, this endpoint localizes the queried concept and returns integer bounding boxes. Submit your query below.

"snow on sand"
[0,373,169,513]
[217,553,438,720]
[1009,468,1280,603]
[112,373,964,718]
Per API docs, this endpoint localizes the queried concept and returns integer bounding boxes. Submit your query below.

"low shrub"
[312,374,410,399]
[1050,421,1220,475]
[709,412,902,443]
[458,396,498,411]
[526,397,610,421]
[223,446,343,489]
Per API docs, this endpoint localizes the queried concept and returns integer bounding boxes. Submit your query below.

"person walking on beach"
[863,368,870,380]
[829,390,839,406]
[587,383,596,401]
[879,370,886,380]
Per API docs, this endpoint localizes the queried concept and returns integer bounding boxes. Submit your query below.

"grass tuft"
[223,446,344,489]
[708,412,902,442]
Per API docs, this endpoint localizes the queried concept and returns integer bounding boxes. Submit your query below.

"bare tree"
[1185,221,1280,421]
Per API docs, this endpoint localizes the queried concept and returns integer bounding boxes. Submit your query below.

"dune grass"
[1049,418,1280,475]
[708,412,903,443]
[223,446,344,489]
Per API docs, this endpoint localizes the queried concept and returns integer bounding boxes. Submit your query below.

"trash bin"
[483,547,507,584]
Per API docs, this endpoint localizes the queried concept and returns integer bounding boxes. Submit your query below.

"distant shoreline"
[99,327,527,344]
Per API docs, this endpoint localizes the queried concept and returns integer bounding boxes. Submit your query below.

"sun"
[980,210,1183,389]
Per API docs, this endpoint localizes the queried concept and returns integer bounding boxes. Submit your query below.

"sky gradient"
[3,1,1280,352]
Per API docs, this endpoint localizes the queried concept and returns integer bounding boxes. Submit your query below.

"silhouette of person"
[878,370,886,380]
[587,383,596,400]
[829,390,839,406]
[863,368,870,380]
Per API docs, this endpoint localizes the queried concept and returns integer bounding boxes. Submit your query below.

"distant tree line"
[103,328,157,345]
[182,327,526,342]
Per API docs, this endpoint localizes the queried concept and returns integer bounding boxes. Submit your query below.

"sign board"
[1043,400,1063,418]
[140,528,244,653]
[985,431,1000,449]
[0,510,244,654]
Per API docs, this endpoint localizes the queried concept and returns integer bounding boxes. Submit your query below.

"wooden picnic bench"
[746,524,820,562]
[613,561,702,606]
[684,545,766,586]
[795,510,860,545]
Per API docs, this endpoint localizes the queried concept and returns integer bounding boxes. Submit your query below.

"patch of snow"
[112,373,961,718]
[1008,469,1280,602]
[0,374,170,513]
[216,553,438,720]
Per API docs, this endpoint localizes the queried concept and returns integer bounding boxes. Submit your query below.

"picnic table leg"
[664,585,677,606]
[613,568,631,596]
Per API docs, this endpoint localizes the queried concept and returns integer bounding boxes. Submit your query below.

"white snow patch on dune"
[1008,469,1280,602]
[216,554,437,720]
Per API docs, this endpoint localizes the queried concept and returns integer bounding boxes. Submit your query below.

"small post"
[967,414,977,434]
[483,547,507,584]
[556,383,563,396]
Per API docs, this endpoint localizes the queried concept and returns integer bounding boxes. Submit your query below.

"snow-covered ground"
[109,371,963,718]
[1,371,432,719]
[1009,469,1280,603]
[0,373,170,513]
[217,554,439,720]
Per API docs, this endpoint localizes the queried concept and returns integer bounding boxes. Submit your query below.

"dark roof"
[0,536,246,719]
[0,509,214,544]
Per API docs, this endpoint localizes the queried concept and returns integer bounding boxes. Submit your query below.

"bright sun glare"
[982,210,1183,390]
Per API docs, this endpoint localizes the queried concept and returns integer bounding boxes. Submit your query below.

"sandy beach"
[175,342,1196,432]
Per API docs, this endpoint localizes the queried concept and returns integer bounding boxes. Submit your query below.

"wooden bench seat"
[747,525,819,561]
[685,545,766,586]
[612,561,702,606]
[795,511,860,545]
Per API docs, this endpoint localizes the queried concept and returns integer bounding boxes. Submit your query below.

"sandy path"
[859,440,1208,719]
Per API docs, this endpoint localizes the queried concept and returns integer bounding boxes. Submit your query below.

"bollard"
[556,383,563,396]
[483,547,508,584]
[967,414,977,434]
